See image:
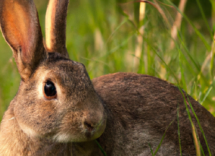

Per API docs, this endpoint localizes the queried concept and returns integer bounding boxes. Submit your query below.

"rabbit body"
[0,0,215,156]
[92,72,215,156]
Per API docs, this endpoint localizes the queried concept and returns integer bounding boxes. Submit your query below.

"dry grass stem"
[134,2,146,68]
[170,0,187,49]
[191,123,201,156]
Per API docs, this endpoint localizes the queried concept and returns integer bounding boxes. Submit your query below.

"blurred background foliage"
[0,0,215,119]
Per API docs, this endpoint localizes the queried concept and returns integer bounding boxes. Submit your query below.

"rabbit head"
[0,0,106,143]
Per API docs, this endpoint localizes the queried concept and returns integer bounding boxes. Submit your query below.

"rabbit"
[0,0,106,155]
[0,0,215,156]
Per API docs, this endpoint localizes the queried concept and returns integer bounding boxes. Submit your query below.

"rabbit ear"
[45,0,69,58]
[0,0,46,81]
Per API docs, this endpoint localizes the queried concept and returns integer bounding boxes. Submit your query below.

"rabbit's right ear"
[45,0,69,58]
[0,0,46,81]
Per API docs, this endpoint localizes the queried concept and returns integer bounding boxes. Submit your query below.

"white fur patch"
[37,72,48,99]
[8,117,15,121]
[53,133,72,143]
[52,130,88,143]
[19,123,39,138]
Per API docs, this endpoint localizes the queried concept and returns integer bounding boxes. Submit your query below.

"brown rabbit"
[0,0,106,155]
[0,0,215,156]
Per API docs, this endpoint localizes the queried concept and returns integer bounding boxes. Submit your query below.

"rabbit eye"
[44,81,57,99]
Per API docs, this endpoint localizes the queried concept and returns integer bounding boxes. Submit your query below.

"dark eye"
[44,81,57,99]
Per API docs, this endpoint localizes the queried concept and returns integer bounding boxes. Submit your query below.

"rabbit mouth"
[84,118,106,139]
[51,119,106,143]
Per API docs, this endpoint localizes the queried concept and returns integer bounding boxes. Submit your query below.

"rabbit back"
[92,72,215,156]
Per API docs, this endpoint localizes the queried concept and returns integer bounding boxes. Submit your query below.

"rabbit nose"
[84,121,95,132]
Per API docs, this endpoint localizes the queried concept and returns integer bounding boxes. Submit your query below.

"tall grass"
[0,0,214,120]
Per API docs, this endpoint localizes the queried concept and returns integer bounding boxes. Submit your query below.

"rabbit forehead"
[36,60,91,88]
[31,60,92,101]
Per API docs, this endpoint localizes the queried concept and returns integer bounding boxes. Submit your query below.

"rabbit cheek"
[52,111,83,142]
[14,99,58,138]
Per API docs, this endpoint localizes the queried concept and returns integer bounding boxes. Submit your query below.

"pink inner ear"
[3,2,35,63]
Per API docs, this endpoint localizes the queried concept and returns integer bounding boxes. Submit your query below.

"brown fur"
[0,0,215,156]
[92,73,215,156]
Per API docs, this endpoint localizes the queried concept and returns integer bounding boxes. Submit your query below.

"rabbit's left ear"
[0,0,46,81]
[45,0,69,58]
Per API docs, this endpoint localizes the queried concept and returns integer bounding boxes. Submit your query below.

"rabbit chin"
[52,128,104,143]
[52,118,107,143]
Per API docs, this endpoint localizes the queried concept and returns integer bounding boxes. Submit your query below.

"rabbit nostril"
[84,121,94,131]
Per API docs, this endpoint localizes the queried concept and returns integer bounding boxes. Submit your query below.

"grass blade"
[178,88,211,156]
[153,119,175,155]
[177,104,182,156]
[95,140,107,156]
[195,0,213,38]
[166,0,211,51]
